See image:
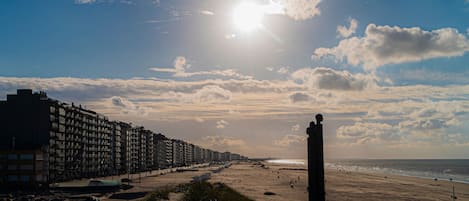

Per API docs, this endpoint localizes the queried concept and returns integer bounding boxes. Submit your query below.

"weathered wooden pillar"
[306,114,325,201]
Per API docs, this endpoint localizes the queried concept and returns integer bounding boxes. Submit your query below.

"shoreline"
[323,164,469,185]
[212,161,469,201]
[268,160,469,185]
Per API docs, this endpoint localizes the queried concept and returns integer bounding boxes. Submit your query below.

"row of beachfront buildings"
[0,89,247,187]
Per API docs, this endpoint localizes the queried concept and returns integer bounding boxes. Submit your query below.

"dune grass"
[182,182,253,201]
[142,187,172,201]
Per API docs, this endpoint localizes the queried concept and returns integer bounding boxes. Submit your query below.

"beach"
[91,161,469,201]
[211,161,469,201]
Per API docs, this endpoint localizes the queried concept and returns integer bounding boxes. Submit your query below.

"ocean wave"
[325,161,469,184]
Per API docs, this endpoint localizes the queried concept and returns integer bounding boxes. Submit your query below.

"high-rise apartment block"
[0,90,247,187]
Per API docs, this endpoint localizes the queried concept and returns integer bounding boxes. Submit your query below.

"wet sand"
[211,161,469,201]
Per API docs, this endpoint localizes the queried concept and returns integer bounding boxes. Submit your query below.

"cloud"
[289,92,312,103]
[1,74,469,158]
[396,69,469,85]
[290,67,376,90]
[291,124,300,131]
[277,0,321,20]
[336,122,400,144]
[399,119,447,130]
[120,0,134,5]
[110,96,148,115]
[314,24,469,70]
[194,85,232,103]
[202,135,245,146]
[169,9,192,17]
[145,18,181,24]
[150,56,253,80]
[277,67,289,74]
[337,18,358,38]
[75,0,95,4]
[200,10,215,15]
[216,120,229,129]
[274,134,306,147]
[198,135,248,153]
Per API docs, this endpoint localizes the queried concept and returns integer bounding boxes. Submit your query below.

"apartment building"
[171,139,184,167]
[0,89,246,187]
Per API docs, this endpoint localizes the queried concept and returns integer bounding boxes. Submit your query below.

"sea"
[266,159,469,184]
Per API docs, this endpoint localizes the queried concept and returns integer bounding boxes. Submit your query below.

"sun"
[232,2,265,33]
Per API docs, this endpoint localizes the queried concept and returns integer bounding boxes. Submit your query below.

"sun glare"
[233,2,264,33]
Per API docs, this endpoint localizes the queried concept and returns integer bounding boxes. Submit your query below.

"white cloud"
[1,74,469,158]
[314,24,469,70]
[200,10,215,15]
[277,0,321,20]
[290,67,377,90]
[277,67,289,74]
[150,56,252,79]
[399,119,447,130]
[336,122,400,144]
[274,134,306,147]
[194,85,232,103]
[337,18,358,38]
[216,120,229,129]
[75,0,95,4]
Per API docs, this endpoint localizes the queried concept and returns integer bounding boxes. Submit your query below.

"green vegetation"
[182,182,253,201]
[143,187,172,201]
[142,182,252,201]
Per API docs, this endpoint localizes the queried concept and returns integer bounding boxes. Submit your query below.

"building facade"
[0,89,246,187]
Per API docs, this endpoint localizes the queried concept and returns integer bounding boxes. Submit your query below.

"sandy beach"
[91,161,469,201]
[211,161,469,201]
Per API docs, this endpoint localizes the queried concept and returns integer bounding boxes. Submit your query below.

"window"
[19,175,30,182]
[59,125,65,132]
[7,175,18,181]
[20,154,34,160]
[7,165,17,170]
[51,122,58,130]
[59,108,66,116]
[19,165,33,170]
[7,154,17,160]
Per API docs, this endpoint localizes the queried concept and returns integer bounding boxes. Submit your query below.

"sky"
[1,0,469,159]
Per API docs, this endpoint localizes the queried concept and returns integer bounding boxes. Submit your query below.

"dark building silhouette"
[0,89,247,187]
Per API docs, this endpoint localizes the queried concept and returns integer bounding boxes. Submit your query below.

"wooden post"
[306,114,325,201]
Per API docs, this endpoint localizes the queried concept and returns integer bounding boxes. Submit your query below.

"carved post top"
[315,114,323,125]
[307,114,323,135]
